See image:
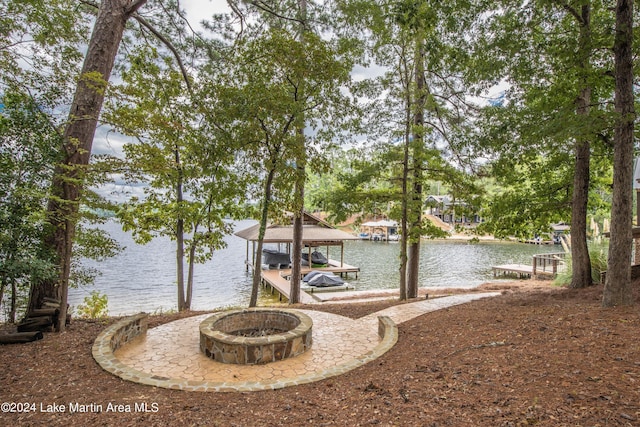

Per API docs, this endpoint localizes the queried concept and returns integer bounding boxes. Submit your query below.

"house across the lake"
[424,195,482,226]
[359,220,399,241]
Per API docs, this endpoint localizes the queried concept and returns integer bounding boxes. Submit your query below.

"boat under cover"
[302,270,345,287]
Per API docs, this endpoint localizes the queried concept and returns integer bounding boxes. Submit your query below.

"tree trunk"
[399,107,411,301]
[176,217,185,310]
[569,4,593,289]
[251,235,265,308]
[10,279,17,324]
[570,135,592,288]
[407,40,426,299]
[176,148,186,311]
[398,50,412,301]
[250,161,278,307]
[289,0,309,305]
[27,0,148,331]
[290,214,303,304]
[186,243,196,310]
[603,0,635,307]
[185,222,200,310]
[0,277,6,316]
[289,150,305,305]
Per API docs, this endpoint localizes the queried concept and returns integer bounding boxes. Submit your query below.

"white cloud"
[92,125,137,158]
[351,63,386,82]
[180,0,230,31]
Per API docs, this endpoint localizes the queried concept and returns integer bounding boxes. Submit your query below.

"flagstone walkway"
[97,293,499,392]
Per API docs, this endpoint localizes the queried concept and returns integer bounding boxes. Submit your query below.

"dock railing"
[532,252,566,277]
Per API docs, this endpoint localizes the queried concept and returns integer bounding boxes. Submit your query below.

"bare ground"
[1,280,639,426]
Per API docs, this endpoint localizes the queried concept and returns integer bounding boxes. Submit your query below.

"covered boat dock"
[234,212,360,274]
[234,212,361,302]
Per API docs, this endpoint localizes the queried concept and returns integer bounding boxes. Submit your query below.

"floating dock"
[314,260,360,278]
[492,263,559,279]
[260,270,317,304]
[260,260,360,304]
[492,264,535,278]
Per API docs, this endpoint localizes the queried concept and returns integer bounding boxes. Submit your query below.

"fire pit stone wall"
[199,309,313,365]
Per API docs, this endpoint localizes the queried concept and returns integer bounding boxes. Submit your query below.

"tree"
[1,0,124,322]
[289,0,309,306]
[219,0,357,306]
[603,0,635,307]
[471,0,616,289]
[194,29,299,308]
[26,0,149,330]
[566,0,601,289]
[0,84,122,325]
[105,45,243,311]
[335,0,480,299]
[0,91,59,322]
[23,0,202,329]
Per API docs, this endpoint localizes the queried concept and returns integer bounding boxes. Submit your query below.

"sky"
[180,0,230,28]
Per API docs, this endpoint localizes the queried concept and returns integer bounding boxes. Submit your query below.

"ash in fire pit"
[199,309,313,365]
[231,328,289,337]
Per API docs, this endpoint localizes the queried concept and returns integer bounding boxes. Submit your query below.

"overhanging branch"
[79,0,193,95]
[126,0,148,15]
[131,12,193,95]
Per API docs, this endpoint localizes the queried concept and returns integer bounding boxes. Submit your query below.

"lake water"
[68,220,561,316]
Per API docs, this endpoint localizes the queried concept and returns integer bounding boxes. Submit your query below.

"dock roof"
[234,212,359,246]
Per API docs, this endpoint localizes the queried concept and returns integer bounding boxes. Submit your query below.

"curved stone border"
[91,313,149,384]
[92,313,398,392]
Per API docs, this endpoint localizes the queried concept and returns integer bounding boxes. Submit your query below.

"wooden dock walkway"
[493,252,566,279]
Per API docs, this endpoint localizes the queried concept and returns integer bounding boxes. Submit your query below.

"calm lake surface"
[68,220,561,316]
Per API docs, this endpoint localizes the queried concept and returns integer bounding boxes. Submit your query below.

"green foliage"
[204,18,357,221]
[0,90,123,318]
[477,155,574,239]
[1,0,122,321]
[554,239,609,286]
[589,240,609,284]
[311,147,397,223]
[1,0,88,115]
[106,44,244,250]
[469,0,616,238]
[104,42,247,310]
[75,290,109,319]
[0,90,60,320]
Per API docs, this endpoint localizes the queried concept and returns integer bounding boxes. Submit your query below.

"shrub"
[76,291,109,319]
[553,239,609,286]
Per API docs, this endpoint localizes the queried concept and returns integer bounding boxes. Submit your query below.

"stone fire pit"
[199,308,313,365]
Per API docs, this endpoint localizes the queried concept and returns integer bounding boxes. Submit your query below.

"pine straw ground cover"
[1,281,639,426]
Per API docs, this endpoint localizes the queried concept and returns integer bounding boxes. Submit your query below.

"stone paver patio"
[95,293,499,392]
